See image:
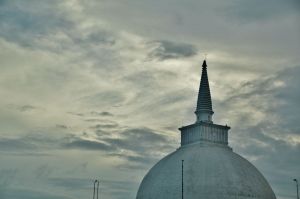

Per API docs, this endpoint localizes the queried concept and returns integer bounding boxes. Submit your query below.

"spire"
[179,59,230,146]
[195,60,214,123]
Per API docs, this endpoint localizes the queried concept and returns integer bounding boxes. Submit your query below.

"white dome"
[136,142,276,199]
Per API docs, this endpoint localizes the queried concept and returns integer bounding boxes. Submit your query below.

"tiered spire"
[195,60,214,123]
[179,59,230,146]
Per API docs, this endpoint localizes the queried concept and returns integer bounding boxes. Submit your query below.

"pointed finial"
[202,53,208,67]
[202,59,207,68]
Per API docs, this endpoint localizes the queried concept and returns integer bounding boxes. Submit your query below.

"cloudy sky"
[0,0,299,198]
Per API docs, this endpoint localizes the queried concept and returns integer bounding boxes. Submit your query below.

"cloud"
[90,123,119,129]
[0,137,36,151]
[102,128,171,152]
[16,105,39,112]
[58,126,174,168]
[67,112,85,117]
[214,65,300,198]
[148,40,198,60]
[224,0,300,23]
[0,0,299,199]
[0,0,73,49]
[80,91,126,108]
[56,124,68,129]
[6,104,42,113]
[123,69,178,91]
[63,139,116,151]
[101,127,175,168]
[90,111,114,117]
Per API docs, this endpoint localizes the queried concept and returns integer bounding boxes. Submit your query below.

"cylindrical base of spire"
[195,109,214,123]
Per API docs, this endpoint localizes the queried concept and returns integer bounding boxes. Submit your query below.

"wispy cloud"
[0,0,299,199]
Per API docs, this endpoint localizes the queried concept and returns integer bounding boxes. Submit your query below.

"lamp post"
[93,180,98,199]
[294,179,299,199]
[96,180,100,199]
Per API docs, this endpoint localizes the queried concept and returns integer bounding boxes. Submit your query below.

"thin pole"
[97,180,99,199]
[93,180,98,199]
[294,179,299,199]
[182,160,184,199]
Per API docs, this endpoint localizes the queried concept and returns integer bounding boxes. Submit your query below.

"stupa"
[136,60,276,199]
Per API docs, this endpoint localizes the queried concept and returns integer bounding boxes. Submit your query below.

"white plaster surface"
[136,142,276,199]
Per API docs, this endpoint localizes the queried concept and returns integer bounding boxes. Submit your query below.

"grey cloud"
[22,134,65,149]
[272,66,300,133]
[0,134,79,154]
[123,69,178,92]
[90,111,114,117]
[0,0,116,60]
[224,0,300,23]
[69,111,114,122]
[133,88,193,119]
[60,126,174,168]
[67,112,85,117]
[215,65,300,198]
[62,127,174,165]
[0,131,118,154]
[17,105,38,112]
[77,0,300,62]
[123,128,170,144]
[101,127,175,168]
[6,104,40,112]
[85,118,102,122]
[56,124,68,129]
[0,1,73,49]
[80,30,116,46]
[222,66,300,134]
[0,137,36,151]
[153,89,191,107]
[88,119,120,132]
[0,0,299,198]
[148,40,197,60]
[80,91,126,108]
[91,123,119,129]
[103,128,171,153]
[112,153,159,170]
[87,118,119,129]
[233,125,300,199]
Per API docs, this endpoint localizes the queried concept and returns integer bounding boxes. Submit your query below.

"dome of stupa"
[136,60,276,199]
